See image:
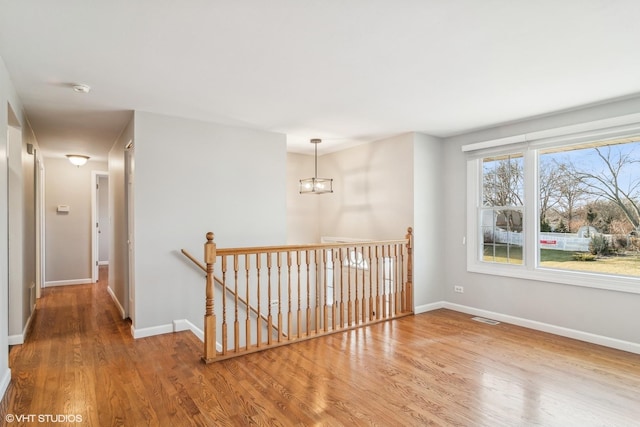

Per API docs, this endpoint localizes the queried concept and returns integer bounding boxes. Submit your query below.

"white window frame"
[465,114,640,295]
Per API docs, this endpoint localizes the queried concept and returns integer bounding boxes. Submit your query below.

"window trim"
[465,117,640,295]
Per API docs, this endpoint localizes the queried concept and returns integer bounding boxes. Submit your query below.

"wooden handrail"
[181,248,283,338]
[181,248,206,271]
[215,239,409,256]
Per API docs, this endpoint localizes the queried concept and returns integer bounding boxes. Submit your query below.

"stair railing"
[185,227,413,363]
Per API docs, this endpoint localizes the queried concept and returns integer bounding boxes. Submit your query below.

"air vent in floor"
[471,316,500,325]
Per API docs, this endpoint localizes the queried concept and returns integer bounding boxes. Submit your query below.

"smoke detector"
[72,84,91,94]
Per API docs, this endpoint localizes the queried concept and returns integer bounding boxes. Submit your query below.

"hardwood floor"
[1,268,639,426]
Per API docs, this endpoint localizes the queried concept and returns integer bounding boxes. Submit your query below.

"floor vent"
[471,316,500,325]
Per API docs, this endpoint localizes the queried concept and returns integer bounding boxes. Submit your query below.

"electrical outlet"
[454,285,464,293]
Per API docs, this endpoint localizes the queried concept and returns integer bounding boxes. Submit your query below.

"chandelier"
[299,138,333,194]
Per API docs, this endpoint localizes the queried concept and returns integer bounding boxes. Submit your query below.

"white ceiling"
[1,1,640,161]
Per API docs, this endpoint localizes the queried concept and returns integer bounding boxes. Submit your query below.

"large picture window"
[466,124,640,293]
[538,139,640,276]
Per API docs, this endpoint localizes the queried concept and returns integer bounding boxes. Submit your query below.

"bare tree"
[575,146,640,232]
[483,155,524,232]
[539,160,563,225]
[556,163,585,233]
[483,155,524,206]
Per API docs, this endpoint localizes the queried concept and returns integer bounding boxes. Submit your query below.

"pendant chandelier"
[299,138,333,194]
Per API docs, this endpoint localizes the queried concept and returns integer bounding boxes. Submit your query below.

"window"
[466,120,640,294]
[481,154,524,265]
[538,138,640,276]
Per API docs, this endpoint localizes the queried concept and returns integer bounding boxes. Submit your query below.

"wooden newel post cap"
[205,232,216,264]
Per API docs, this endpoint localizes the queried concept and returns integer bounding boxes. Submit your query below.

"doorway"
[91,171,109,283]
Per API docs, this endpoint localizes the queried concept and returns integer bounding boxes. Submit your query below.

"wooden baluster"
[256,253,262,348]
[267,252,273,345]
[399,241,405,313]
[221,256,228,355]
[375,245,381,320]
[382,245,388,319]
[368,245,374,321]
[361,245,367,324]
[277,252,283,342]
[348,247,354,326]
[305,250,311,336]
[323,249,329,332]
[245,254,251,350]
[354,248,359,326]
[296,250,302,338]
[313,249,321,334]
[333,248,344,329]
[388,244,393,318]
[234,254,240,353]
[203,232,217,362]
[287,251,293,340]
[332,250,338,330]
[406,227,413,313]
[394,244,401,315]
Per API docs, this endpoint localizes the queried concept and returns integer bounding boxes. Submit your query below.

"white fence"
[487,230,593,252]
[538,232,591,252]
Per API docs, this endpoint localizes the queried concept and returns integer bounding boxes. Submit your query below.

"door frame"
[91,170,109,283]
[124,141,135,321]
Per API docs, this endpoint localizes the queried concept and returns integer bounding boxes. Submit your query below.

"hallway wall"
[43,157,108,285]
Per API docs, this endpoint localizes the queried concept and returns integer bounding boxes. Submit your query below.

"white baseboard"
[442,302,640,355]
[45,278,92,287]
[134,319,223,352]
[173,319,204,341]
[0,368,11,401]
[98,261,109,266]
[7,308,36,345]
[131,323,173,339]
[415,301,445,314]
[7,334,23,345]
[106,286,126,319]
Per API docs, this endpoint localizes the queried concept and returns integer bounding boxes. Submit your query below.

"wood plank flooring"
[1,268,639,426]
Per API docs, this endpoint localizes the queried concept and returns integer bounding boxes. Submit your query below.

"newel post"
[405,227,413,313]
[203,232,217,363]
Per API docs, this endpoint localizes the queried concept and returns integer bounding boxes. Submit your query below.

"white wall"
[286,152,320,244]
[319,133,414,240]
[413,132,445,308]
[443,96,640,347]
[0,54,28,399]
[108,114,134,316]
[44,157,108,285]
[132,111,287,333]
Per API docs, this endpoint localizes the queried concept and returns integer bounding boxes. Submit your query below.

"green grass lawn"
[484,245,640,276]
[540,249,640,276]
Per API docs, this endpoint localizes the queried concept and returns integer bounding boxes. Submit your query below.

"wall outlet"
[454,285,464,293]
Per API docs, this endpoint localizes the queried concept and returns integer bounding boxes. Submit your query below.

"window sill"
[467,262,640,294]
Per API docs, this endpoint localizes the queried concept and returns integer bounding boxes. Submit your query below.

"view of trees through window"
[479,137,640,277]
[538,138,640,277]
[481,153,524,265]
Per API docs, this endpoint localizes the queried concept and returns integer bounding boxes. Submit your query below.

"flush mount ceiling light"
[72,83,91,93]
[299,138,333,194]
[66,154,90,167]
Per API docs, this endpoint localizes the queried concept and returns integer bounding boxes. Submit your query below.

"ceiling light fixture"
[66,154,90,167]
[299,138,333,194]
[72,84,91,93]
